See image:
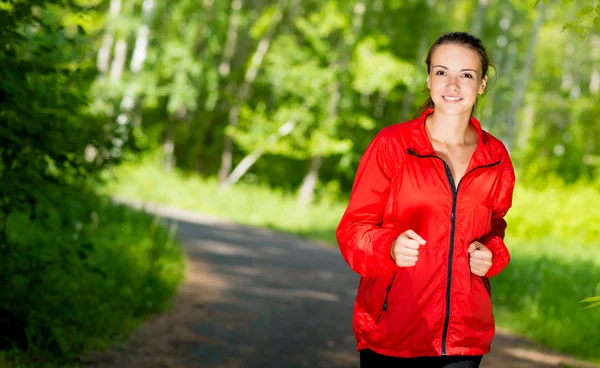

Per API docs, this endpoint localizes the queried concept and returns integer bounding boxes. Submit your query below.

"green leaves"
[556,0,600,39]
[350,37,417,95]
[580,296,600,309]
[249,5,281,39]
[578,5,595,15]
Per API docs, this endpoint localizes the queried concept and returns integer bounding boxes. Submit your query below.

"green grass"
[104,159,600,363]
[101,161,346,244]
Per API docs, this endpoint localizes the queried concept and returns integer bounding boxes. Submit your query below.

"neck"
[426,110,473,145]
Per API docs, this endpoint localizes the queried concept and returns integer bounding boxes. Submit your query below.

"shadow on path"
[84,200,599,368]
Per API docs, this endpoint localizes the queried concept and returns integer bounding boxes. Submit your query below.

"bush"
[0,184,184,364]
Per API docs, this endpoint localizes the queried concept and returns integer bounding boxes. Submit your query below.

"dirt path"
[79,201,599,368]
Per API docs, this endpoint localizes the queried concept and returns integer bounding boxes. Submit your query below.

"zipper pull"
[382,302,388,311]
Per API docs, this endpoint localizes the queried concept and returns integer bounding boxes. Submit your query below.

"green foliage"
[507,180,600,246]
[350,36,419,95]
[0,187,183,364]
[0,1,184,365]
[492,240,600,360]
[537,0,600,39]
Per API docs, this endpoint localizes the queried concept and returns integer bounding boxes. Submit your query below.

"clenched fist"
[390,229,426,267]
[468,241,493,276]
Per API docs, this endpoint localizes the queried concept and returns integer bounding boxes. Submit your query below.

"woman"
[336,32,515,368]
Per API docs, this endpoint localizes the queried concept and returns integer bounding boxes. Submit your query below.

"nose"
[446,75,460,90]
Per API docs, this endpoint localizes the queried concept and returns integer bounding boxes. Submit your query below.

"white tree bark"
[219,0,243,78]
[117,0,155,129]
[97,0,121,73]
[110,39,127,82]
[296,156,323,207]
[220,120,297,190]
[505,6,544,150]
[218,6,284,185]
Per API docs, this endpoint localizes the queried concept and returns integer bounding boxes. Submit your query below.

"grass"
[101,161,345,244]
[104,159,600,364]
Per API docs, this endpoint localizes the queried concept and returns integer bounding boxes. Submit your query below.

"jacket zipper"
[376,271,397,324]
[408,149,500,355]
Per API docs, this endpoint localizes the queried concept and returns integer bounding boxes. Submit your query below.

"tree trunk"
[218,0,243,78]
[481,7,513,127]
[218,6,284,185]
[400,0,436,121]
[110,39,127,82]
[296,156,323,207]
[97,0,121,73]
[590,36,600,94]
[163,115,176,172]
[470,0,489,36]
[220,120,296,190]
[294,1,364,206]
[117,0,155,128]
[505,6,544,150]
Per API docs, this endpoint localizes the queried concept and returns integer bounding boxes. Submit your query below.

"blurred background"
[1,0,600,366]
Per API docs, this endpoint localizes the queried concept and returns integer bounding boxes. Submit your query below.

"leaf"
[582,302,600,309]
[576,26,591,39]
[580,296,600,303]
[593,16,600,34]
[578,5,595,16]
[561,22,578,31]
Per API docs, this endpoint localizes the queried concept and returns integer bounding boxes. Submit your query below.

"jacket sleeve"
[482,152,516,278]
[336,131,400,278]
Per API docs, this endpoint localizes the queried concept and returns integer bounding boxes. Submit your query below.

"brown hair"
[415,32,493,118]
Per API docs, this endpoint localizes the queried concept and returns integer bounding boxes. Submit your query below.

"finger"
[472,269,485,277]
[401,239,422,250]
[397,259,418,267]
[471,250,492,261]
[468,243,477,254]
[404,229,427,245]
[400,248,419,257]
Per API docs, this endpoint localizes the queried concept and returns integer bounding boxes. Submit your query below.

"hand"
[468,241,493,277]
[390,230,426,267]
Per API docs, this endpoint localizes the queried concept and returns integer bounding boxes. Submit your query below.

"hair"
[415,31,494,118]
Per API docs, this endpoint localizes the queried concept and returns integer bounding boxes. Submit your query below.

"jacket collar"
[409,108,502,169]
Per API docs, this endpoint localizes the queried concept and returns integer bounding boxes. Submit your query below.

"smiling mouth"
[443,96,463,102]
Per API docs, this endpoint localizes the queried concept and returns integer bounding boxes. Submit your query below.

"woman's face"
[426,44,487,117]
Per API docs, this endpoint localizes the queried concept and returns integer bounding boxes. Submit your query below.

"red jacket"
[336,108,515,358]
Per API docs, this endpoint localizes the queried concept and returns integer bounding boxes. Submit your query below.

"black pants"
[360,349,482,368]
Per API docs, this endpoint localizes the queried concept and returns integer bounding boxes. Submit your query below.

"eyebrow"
[432,65,480,74]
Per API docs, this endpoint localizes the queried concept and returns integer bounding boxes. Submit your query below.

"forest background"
[1,0,600,366]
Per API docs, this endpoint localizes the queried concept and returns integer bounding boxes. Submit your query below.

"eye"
[435,70,446,76]
[463,73,474,79]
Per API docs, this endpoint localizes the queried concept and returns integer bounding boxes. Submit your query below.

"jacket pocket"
[467,275,495,331]
[376,271,397,325]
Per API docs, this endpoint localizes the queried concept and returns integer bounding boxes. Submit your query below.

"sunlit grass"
[104,159,600,363]
[102,161,345,244]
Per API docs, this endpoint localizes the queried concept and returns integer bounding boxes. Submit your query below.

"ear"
[479,75,488,94]
[426,75,431,90]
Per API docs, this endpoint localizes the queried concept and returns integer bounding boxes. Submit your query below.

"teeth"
[444,96,460,101]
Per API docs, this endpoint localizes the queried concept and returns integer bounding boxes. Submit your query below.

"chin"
[434,105,473,116]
